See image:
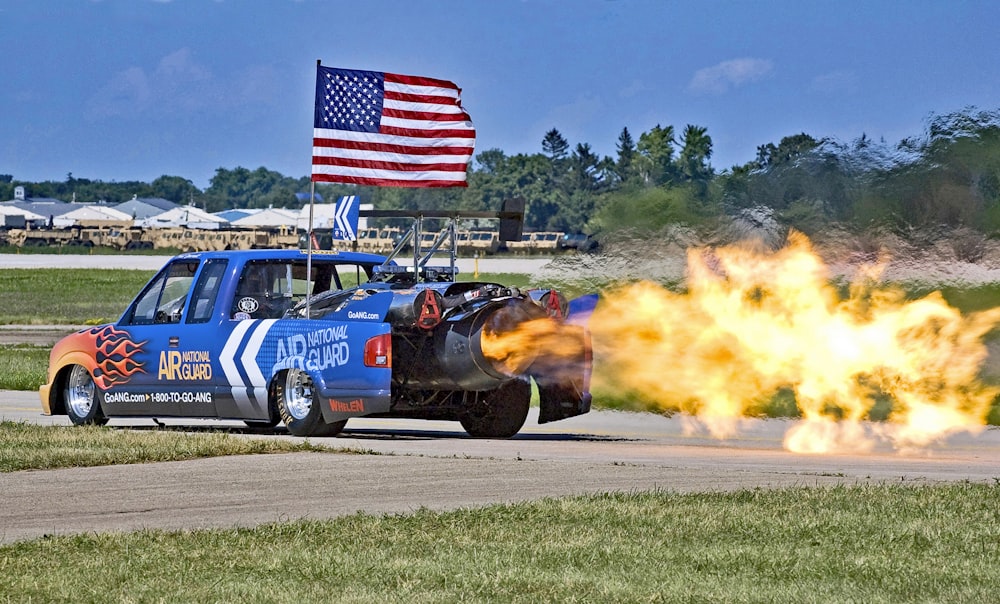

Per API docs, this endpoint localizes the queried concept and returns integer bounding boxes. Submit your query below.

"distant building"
[113,195,179,220]
[231,208,299,228]
[53,205,133,228]
[1,186,70,227]
[215,209,256,223]
[137,205,228,230]
[0,204,44,228]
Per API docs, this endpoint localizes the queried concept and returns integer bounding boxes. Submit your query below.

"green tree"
[151,175,201,204]
[591,184,707,233]
[203,166,305,211]
[541,129,569,160]
[570,143,602,192]
[474,148,506,175]
[540,129,571,216]
[636,124,676,185]
[755,133,820,169]
[615,127,636,183]
[677,124,714,190]
[884,108,1000,229]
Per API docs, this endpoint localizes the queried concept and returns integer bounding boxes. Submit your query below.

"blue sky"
[3,0,999,189]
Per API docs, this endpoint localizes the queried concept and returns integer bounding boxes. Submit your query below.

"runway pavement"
[3,389,1000,544]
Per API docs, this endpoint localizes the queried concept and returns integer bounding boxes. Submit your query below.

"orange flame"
[591,232,1000,452]
[481,317,588,382]
[487,232,1000,453]
[82,325,148,389]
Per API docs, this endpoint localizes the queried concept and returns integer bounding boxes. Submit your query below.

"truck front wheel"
[64,365,108,426]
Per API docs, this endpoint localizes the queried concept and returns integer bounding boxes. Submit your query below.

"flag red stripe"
[379,125,475,138]
[313,137,473,156]
[311,156,469,172]
[312,173,467,188]
[383,90,460,105]
[384,72,458,90]
[382,108,469,122]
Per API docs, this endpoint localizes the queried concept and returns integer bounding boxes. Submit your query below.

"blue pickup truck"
[39,248,592,438]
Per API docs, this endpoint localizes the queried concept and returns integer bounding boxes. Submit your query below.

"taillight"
[364,333,392,367]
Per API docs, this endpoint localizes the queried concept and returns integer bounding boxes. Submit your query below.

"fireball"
[486,231,1000,453]
[589,232,999,452]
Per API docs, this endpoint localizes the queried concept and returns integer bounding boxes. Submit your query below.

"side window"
[232,262,299,320]
[333,264,369,290]
[229,261,375,320]
[187,259,228,324]
[125,261,199,325]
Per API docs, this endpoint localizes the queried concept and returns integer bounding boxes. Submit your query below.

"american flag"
[311,65,475,187]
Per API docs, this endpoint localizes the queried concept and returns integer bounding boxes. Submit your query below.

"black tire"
[245,385,281,429]
[276,369,345,437]
[64,365,108,426]
[459,379,531,438]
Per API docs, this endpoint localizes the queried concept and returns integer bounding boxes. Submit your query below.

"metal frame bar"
[373,208,519,281]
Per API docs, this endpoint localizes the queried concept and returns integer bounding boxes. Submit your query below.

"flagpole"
[306,59,321,318]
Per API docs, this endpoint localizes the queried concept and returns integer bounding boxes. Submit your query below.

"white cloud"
[688,58,774,95]
[156,48,210,81]
[85,48,282,122]
[619,79,650,99]
[86,47,213,119]
[85,66,151,119]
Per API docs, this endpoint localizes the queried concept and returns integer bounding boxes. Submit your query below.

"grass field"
[0,268,154,325]
[0,421,347,472]
[0,344,49,391]
[1,484,997,603]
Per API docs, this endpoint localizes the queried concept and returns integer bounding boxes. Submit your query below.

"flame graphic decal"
[83,325,148,389]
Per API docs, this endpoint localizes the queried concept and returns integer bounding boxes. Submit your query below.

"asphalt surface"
[3,390,1000,544]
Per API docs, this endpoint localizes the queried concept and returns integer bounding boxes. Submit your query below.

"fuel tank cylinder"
[390,296,548,391]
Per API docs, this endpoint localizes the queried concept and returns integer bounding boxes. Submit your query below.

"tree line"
[4,106,1000,238]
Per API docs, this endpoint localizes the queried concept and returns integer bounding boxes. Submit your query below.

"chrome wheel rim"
[66,365,95,418]
[284,369,313,421]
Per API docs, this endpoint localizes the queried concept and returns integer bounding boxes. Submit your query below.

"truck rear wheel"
[276,369,345,437]
[459,380,530,438]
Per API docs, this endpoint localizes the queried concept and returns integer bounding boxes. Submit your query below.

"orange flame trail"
[586,232,1000,452]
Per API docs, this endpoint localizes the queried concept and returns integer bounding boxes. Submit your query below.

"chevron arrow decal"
[332,195,358,240]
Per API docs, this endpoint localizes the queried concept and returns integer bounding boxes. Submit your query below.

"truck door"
[102,258,226,417]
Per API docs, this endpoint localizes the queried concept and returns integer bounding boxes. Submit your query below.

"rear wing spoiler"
[367,197,525,283]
